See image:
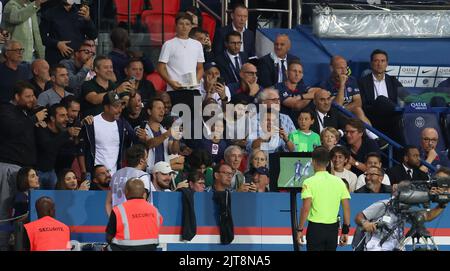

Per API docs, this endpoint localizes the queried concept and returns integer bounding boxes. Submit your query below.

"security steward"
[23,196,71,251]
[297,146,351,251]
[106,178,163,251]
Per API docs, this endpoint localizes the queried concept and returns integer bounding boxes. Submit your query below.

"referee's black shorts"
[306,221,339,251]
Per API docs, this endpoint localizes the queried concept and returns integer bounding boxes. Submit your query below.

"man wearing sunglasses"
[60,41,95,97]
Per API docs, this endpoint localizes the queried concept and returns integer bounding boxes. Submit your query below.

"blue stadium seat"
[400,108,446,152]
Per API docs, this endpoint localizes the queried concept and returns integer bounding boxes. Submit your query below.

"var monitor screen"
[276,153,313,189]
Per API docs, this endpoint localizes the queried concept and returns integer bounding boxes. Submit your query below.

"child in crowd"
[288,110,321,152]
[330,146,358,192]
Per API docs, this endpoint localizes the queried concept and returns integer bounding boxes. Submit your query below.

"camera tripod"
[396,212,438,251]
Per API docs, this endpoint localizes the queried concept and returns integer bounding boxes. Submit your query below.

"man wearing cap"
[151,161,176,192]
[80,91,140,176]
[250,167,270,192]
[199,62,231,106]
[105,144,151,216]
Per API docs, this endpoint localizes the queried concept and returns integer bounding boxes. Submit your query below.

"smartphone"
[139,121,147,130]
[130,76,136,84]
[216,77,225,85]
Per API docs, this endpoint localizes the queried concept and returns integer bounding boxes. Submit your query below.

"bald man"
[419,128,450,173]
[106,178,163,251]
[23,196,70,251]
[309,89,348,135]
[29,59,51,96]
[320,56,382,144]
[257,34,300,88]
[228,63,262,104]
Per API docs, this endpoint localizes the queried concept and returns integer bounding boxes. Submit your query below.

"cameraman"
[354,168,449,251]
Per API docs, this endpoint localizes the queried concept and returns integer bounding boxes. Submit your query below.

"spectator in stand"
[90,165,111,191]
[320,56,382,145]
[247,88,295,153]
[80,91,140,176]
[158,92,178,130]
[0,40,32,103]
[157,12,204,92]
[37,64,73,106]
[320,127,340,151]
[330,145,358,192]
[35,103,81,189]
[12,167,40,222]
[122,92,145,129]
[206,163,233,192]
[250,167,270,192]
[358,49,403,143]
[108,27,154,82]
[344,118,380,176]
[55,169,89,190]
[106,178,163,251]
[224,145,256,192]
[419,127,450,174]
[151,161,178,192]
[308,89,347,135]
[386,145,429,186]
[199,62,231,106]
[189,27,214,63]
[23,196,70,251]
[2,0,45,62]
[105,144,151,215]
[39,0,97,65]
[55,95,92,178]
[187,171,206,192]
[213,3,255,58]
[288,110,321,152]
[196,116,228,165]
[258,34,299,88]
[0,81,47,251]
[355,166,392,193]
[175,149,214,188]
[215,31,248,85]
[60,41,95,98]
[275,59,318,123]
[29,59,51,97]
[136,98,180,173]
[123,58,156,105]
[228,63,262,104]
[355,152,391,191]
[80,56,133,117]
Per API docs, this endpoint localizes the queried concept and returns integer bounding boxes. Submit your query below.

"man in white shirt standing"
[157,12,204,91]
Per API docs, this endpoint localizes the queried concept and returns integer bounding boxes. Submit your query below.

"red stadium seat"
[201,12,216,42]
[147,72,167,92]
[141,10,176,46]
[114,0,145,25]
[150,0,180,13]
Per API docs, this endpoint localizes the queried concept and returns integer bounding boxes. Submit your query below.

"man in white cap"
[151,161,176,192]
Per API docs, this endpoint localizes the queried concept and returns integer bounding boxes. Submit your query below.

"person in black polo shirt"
[355,166,392,193]
[344,118,380,176]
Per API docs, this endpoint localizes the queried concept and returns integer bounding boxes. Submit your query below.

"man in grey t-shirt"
[105,144,151,216]
[37,64,73,107]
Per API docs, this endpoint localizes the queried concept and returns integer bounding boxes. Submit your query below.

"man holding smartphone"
[199,62,231,106]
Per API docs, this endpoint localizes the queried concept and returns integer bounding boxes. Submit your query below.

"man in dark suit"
[215,31,248,85]
[257,34,299,88]
[213,3,255,58]
[386,145,429,185]
[358,49,403,142]
[308,89,347,135]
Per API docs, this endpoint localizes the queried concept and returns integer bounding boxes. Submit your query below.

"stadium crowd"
[0,0,449,251]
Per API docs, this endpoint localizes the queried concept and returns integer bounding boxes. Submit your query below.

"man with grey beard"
[35,103,81,189]
[355,166,392,193]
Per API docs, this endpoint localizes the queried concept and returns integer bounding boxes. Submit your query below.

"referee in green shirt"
[297,146,351,251]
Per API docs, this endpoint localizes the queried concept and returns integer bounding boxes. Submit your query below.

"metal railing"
[332,103,437,172]
[193,0,222,21]
[222,0,294,28]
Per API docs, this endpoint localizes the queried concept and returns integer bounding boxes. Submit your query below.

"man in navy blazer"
[213,3,255,58]
[215,31,248,85]
[257,34,299,88]
[358,49,403,142]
